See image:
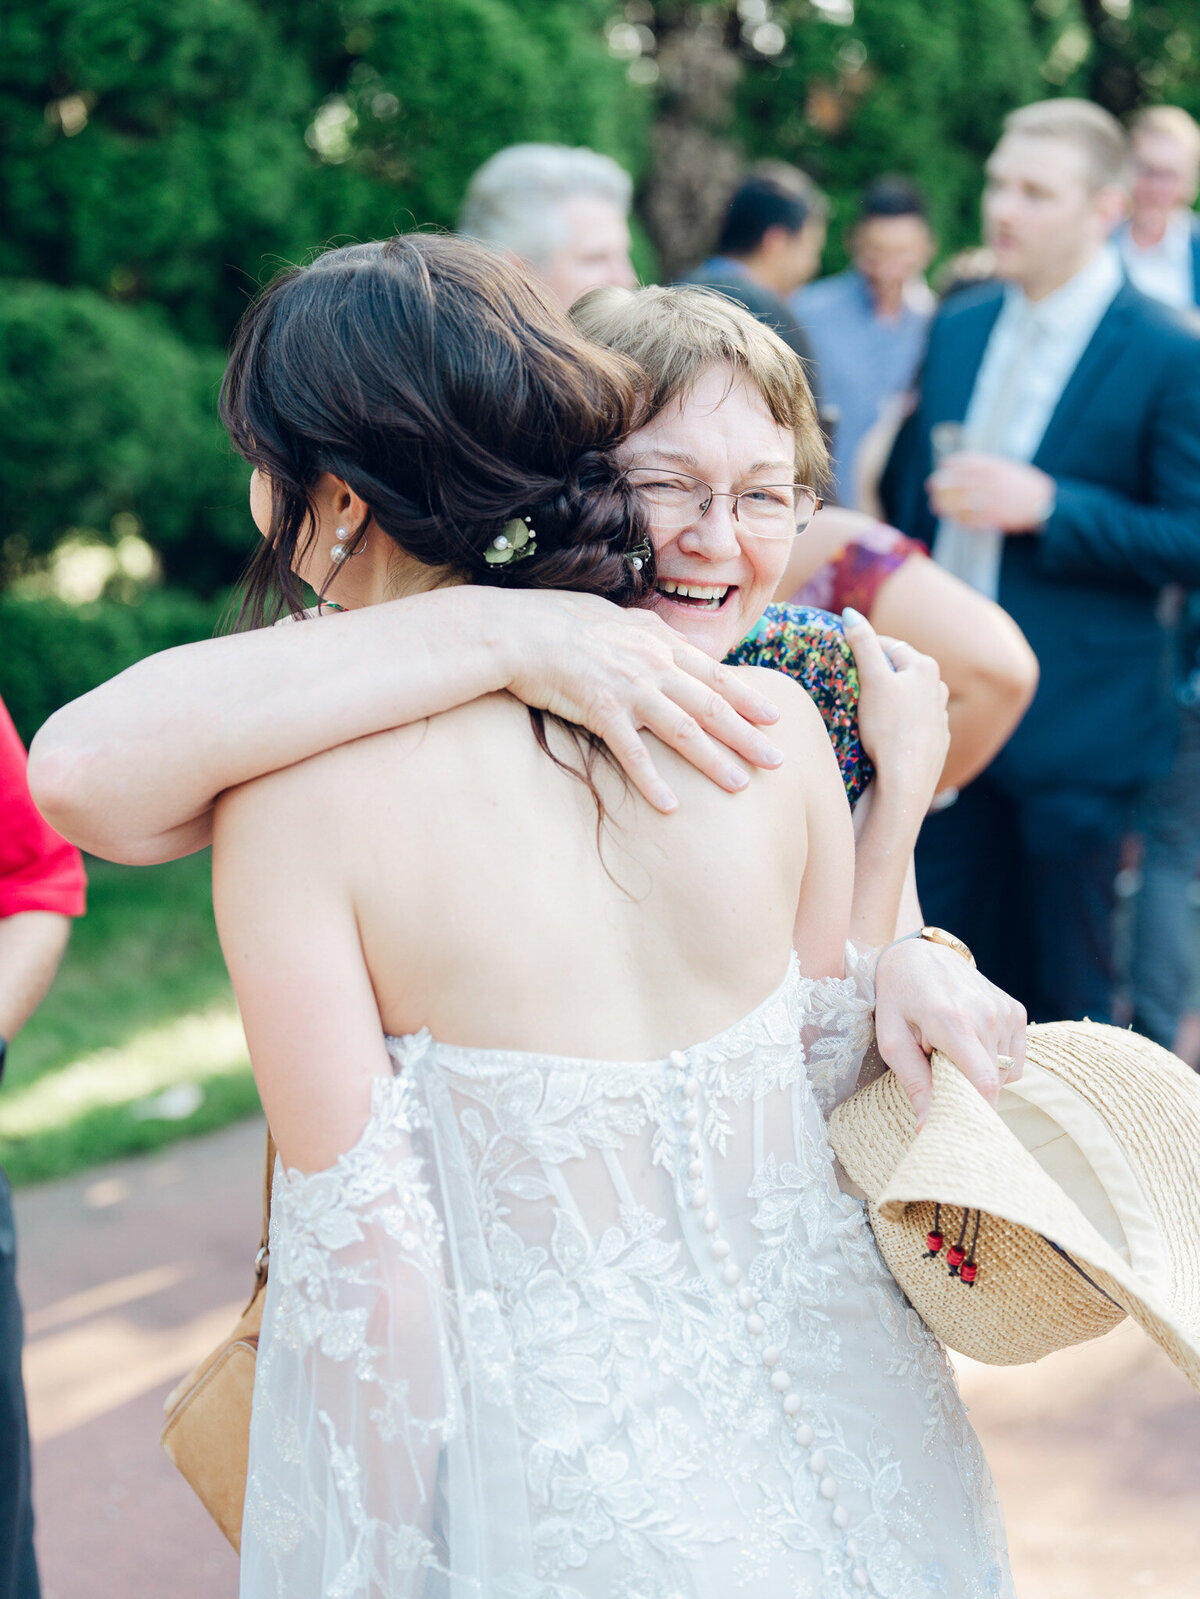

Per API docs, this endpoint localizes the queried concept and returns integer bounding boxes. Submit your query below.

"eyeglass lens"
[626,469,818,536]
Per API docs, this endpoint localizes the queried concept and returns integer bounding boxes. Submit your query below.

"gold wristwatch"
[915,926,976,968]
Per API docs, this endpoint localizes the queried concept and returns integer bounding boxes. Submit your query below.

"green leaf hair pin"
[485,516,537,566]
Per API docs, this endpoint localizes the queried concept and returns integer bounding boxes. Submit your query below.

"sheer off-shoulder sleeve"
[724,604,873,806]
[239,1067,535,1598]
[798,943,877,1117]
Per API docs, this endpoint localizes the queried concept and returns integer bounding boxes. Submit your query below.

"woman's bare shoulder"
[212,718,426,839]
[726,664,848,821]
[727,664,827,743]
[215,691,524,830]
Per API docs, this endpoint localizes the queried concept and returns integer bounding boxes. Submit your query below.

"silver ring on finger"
[996,1054,1015,1079]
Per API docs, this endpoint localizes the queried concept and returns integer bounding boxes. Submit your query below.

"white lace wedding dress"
[240,954,1013,1599]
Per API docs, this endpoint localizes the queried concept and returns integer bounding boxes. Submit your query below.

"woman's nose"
[677,497,741,558]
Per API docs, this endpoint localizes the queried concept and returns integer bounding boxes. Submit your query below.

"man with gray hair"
[458,143,637,309]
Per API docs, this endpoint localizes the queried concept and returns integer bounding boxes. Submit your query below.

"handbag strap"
[249,1127,277,1307]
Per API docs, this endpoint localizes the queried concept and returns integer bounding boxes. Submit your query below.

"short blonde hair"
[1130,105,1200,171]
[1002,98,1132,192]
[570,283,828,488]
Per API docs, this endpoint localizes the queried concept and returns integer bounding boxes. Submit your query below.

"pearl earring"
[330,526,351,563]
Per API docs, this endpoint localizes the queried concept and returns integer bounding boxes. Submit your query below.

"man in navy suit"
[1115,105,1200,1050]
[882,98,1200,1025]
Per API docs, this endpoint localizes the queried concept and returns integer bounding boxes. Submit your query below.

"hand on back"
[497,590,787,811]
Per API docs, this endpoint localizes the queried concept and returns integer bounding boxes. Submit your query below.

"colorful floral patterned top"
[724,603,871,806]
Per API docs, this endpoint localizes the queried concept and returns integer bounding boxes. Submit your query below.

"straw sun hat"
[828,1021,1200,1389]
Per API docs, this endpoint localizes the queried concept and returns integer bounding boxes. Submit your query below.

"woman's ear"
[312,474,371,538]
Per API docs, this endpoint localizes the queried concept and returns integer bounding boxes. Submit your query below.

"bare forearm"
[29,588,511,864]
[940,671,1034,791]
[849,781,926,947]
[895,855,923,938]
[0,913,72,1040]
[869,561,1037,792]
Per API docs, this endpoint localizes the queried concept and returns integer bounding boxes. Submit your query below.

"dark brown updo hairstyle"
[220,233,655,626]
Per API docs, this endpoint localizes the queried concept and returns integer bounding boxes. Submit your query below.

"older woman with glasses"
[575,284,1024,1105]
[31,282,1023,1124]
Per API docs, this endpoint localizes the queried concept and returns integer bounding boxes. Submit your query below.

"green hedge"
[0,282,251,590]
[1,0,644,350]
[0,589,225,747]
[1,0,647,595]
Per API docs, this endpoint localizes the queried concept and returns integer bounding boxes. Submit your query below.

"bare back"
[213,665,853,1170]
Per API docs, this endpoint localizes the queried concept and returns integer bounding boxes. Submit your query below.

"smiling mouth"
[655,579,733,612]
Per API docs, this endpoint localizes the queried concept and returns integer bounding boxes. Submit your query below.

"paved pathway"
[14,1118,1200,1597]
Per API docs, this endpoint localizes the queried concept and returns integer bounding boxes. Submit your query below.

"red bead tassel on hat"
[959,1209,982,1286]
[924,1203,944,1259]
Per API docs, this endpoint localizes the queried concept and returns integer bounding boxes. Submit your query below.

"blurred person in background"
[1117,104,1200,309]
[882,97,1200,1027]
[1116,105,1200,1055]
[677,166,828,414]
[0,693,86,1599]
[1129,591,1200,1054]
[793,177,936,506]
[774,505,1038,796]
[457,142,637,309]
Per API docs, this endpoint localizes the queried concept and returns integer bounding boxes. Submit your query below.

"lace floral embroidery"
[240,954,1013,1599]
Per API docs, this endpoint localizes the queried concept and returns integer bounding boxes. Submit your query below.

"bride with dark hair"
[185,233,1013,1596]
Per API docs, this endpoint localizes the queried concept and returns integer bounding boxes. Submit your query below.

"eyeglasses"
[625,467,822,539]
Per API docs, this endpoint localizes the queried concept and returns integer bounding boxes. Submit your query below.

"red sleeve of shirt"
[0,697,87,919]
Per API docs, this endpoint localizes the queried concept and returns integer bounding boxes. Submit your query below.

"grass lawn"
[0,851,260,1186]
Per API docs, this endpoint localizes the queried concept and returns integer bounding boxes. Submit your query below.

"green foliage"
[1,0,324,346]
[1077,0,1200,118]
[736,0,1064,268]
[721,0,1200,273]
[0,0,649,592]
[0,589,225,746]
[327,0,648,241]
[9,0,1197,598]
[0,282,250,588]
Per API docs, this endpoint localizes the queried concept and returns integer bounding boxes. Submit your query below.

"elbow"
[959,609,1040,723]
[986,624,1040,723]
[941,632,1040,790]
[26,725,95,845]
[27,724,156,864]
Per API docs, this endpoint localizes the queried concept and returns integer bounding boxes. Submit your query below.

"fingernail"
[653,784,678,812]
[759,743,784,768]
[841,606,868,629]
[755,701,781,723]
[725,767,750,790]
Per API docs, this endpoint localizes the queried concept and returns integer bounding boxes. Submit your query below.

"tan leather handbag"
[160,1131,275,1551]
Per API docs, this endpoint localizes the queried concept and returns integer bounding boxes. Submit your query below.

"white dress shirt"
[932,244,1125,600]
[1117,211,1197,310]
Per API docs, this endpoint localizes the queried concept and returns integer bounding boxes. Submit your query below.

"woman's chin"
[648,587,754,660]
